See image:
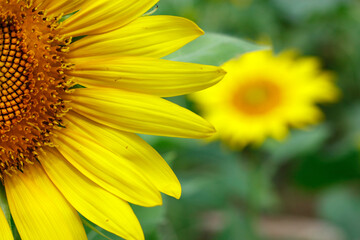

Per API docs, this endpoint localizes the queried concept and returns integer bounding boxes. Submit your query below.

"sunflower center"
[0,17,33,130]
[232,80,281,115]
[0,2,72,179]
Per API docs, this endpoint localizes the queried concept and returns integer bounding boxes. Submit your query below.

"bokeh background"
[89,0,360,239]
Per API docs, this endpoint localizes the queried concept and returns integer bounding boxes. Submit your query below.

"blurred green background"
[91,0,360,239]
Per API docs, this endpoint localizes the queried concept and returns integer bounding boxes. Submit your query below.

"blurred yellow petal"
[68,87,215,138]
[53,128,162,207]
[0,208,13,240]
[65,111,181,199]
[4,163,86,240]
[70,15,203,58]
[40,148,144,240]
[69,57,225,97]
[61,0,158,37]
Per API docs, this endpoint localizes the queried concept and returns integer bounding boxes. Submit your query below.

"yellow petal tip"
[199,122,217,139]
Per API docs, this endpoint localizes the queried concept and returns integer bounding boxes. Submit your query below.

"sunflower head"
[192,50,340,147]
[0,0,227,239]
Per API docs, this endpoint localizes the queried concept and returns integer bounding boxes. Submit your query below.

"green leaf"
[11,217,21,240]
[261,124,331,165]
[165,32,268,66]
[292,150,360,190]
[59,11,78,23]
[69,84,86,90]
[0,184,11,229]
[273,0,346,21]
[0,184,20,240]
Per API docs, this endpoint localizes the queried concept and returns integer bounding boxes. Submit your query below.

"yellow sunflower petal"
[53,128,162,207]
[65,111,181,199]
[67,87,215,138]
[33,0,86,16]
[40,148,144,240]
[69,15,203,58]
[68,57,225,97]
[0,207,13,240]
[60,0,158,37]
[4,163,86,240]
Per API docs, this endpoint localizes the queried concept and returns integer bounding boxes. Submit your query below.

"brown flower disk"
[0,1,71,179]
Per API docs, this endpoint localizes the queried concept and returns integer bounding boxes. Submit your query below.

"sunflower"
[0,0,226,239]
[192,50,339,147]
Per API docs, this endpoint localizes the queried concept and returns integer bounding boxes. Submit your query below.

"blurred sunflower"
[192,50,339,147]
[0,0,225,239]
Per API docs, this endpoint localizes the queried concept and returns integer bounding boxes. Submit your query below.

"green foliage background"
[91,0,360,239]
